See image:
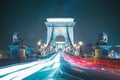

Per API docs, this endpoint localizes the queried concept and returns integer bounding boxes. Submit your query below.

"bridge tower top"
[45,18,76,48]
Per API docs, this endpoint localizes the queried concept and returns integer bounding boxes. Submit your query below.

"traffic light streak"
[62,52,120,74]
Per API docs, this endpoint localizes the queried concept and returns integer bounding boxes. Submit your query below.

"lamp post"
[79,41,83,54]
[37,40,42,49]
[74,44,76,48]
[44,44,47,47]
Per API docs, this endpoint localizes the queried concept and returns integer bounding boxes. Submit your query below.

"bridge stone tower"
[45,18,75,47]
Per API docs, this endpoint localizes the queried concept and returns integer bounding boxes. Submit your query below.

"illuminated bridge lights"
[47,18,74,22]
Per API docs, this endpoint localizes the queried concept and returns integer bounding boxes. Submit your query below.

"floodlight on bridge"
[55,42,65,44]
[47,18,74,22]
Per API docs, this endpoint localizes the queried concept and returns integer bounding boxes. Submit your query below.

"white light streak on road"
[0,61,39,76]
[0,53,60,80]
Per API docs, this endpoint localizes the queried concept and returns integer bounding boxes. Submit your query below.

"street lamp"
[79,41,83,46]
[79,41,83,54]
[74,44,76,48]
[44,44,47,48]
[37,40,42,49]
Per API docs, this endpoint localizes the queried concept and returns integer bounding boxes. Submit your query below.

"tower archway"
[45,18,76,48]
[55,35,65,42]
[55,35,65,51]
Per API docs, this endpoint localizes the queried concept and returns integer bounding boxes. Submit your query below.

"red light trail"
[62,52,120,75]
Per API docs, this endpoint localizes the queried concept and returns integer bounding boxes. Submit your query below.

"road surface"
[0,52,120,80]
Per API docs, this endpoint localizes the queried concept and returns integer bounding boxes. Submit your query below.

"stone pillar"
[99,45,111,58]
[94,49,101,58]
[9,45,27,60]
[19,48,26,60]
[9,45,21,58]
[94,45,111,58]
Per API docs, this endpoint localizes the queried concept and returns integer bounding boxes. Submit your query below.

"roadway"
[0,53,75,80]
[0,52,120,80]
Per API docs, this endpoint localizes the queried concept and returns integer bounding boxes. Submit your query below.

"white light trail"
[0,61,39,76]
[0,62,48,80]
[13,53,60,80]
[0,58,50,77]
[0,53,56,77]
[52,53,60,68]
[0,53,60,80]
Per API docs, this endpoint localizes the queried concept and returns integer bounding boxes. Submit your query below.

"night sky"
[0,0,120,49]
